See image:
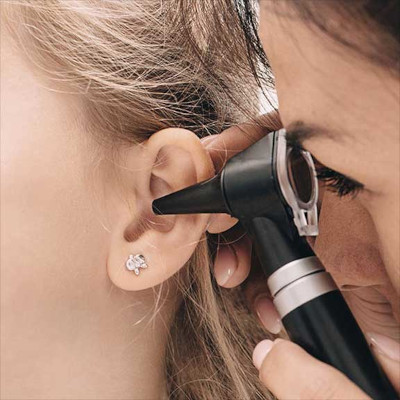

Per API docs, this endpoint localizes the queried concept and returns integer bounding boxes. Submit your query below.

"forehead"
[258,2,397,142]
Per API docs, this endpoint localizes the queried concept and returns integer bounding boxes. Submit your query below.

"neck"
[3,273,178,399]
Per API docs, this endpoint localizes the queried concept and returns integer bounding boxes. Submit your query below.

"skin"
[0,21,202,400]
[1,2,399,400]
[207,1,400,398]
[1,13,214,398]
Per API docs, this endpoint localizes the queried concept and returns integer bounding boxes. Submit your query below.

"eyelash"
[287,135,364,198]
[314,165,364,198]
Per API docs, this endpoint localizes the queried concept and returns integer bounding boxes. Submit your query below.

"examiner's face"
[258,2,399,336]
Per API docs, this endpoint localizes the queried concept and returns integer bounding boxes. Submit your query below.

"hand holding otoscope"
[152,127,398,400]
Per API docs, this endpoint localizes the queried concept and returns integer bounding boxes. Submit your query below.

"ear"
[107,128,215,291]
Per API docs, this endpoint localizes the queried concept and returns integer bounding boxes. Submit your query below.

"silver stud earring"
[125,254,148,276]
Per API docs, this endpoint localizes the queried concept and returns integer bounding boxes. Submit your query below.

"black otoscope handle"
[248,217,398,400]
[283,291,397,400]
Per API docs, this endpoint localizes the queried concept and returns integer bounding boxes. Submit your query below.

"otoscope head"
[152,129,318,237]
[152,129,319,276]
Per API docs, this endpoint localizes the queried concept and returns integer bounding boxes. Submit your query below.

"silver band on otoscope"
[267,256,325,296]
[273,272,337,318]
[267,256,338,318]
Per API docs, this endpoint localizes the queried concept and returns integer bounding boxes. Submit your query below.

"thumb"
[366,332,400,393]
[253,339,370,400]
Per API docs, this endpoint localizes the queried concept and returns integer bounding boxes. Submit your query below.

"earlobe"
[107,128,215,291]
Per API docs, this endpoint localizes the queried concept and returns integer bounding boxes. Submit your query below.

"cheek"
[366,194,400,295]
[1,117,109,298]
[313,192,389,288]
[0,57,109,313]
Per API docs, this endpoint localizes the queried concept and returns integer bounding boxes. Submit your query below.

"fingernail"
[252,339,274,370]
[213,246,237,286]
[366,332,400,362]
[254,295,282,334]
[200,135,218,148]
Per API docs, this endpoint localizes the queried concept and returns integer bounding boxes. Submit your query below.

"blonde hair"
[4,1,277,398]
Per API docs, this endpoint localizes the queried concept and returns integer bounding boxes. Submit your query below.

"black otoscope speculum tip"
[152,174,231,216]
[152,129,397,399]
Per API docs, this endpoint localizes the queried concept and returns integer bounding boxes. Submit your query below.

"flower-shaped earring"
[125,254,148,276]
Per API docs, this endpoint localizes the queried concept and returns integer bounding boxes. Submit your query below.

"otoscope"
[152,129,397,399]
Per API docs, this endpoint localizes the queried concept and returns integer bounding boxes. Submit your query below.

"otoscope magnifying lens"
[287,149,313,204]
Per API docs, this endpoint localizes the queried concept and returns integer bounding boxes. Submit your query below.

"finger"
[207,213,238,234]
[367,332,400,393]
[253,339,369,400]
[202,111,282,172]
[212,228,252,288]
[240,267,283,335]
[253,295,282,335]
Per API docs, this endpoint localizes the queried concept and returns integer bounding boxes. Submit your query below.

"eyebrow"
[285,120,340,145]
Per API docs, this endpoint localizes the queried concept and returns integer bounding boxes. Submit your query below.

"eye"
[313,162,364,198]
[286,133,364,198]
